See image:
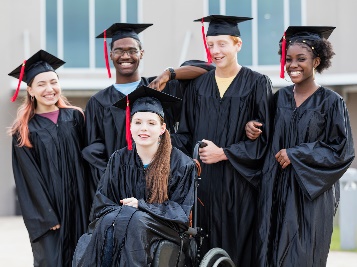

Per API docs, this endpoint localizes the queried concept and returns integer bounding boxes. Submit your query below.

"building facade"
[1,0,356,215]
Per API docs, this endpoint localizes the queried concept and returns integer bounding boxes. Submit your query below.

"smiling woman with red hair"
[8,50,89,267]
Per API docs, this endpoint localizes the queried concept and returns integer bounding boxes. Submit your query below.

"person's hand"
[120,197,138,208]
[147,70,171,92]
[50,224,60,230]
[275,149,291,169]
[245,121,262,140]
[199,139,228,164]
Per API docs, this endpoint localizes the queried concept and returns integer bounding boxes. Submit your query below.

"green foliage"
[330,227,357,252]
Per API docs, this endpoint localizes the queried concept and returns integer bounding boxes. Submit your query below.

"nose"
[45,83,54,91]
[289,59,298,68]
[121,51,131,58]
[139,122,148,131]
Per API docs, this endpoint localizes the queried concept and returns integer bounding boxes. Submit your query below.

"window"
[208,0,303,66]
[45,0,139,69]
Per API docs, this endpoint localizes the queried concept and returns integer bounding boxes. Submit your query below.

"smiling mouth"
[289,71,302,76]
[43,94,55,99]
[119,62,133,66]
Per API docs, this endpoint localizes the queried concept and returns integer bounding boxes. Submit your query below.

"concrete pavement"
[0,216,356,266]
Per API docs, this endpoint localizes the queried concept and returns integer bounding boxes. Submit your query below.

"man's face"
[110,37,143,77]
[206,35,241,69]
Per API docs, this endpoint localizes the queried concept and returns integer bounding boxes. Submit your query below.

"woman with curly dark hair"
[74,86,196,266]
[246,26,355,266]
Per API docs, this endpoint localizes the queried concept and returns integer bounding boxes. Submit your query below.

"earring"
[284,71,292,83]
[30,96,34,102]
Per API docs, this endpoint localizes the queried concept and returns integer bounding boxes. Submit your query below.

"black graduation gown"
[257,86,355,267]
[12,108,89,267]
[78,146,196,266]
[172,67,273,266]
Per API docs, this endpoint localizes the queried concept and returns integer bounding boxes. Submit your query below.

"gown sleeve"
[170,81,197,155]
[83,97,108,196]
[138,161,196,227]
[287,97,355,200]
[223,75,273,186]
[12,136,59,242]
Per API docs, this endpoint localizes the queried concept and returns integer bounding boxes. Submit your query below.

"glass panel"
[63,0,89,68]
[226,0,252,66]
[257,0,283,65]
[289,0,301,26]
[127,0,138,23]
[95,0,121,68]
[46,0,57,56]
[209,0,220,14]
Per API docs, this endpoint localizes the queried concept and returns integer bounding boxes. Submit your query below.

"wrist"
[165,67,176,80]
[220,148,228,161]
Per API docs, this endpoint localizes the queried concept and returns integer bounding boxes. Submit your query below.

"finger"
[275,151,281,159]
[246,133,254,139]
[253,122,263,127]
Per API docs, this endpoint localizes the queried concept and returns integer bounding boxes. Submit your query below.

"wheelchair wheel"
[211,256,235,267]
[199,248,235,267]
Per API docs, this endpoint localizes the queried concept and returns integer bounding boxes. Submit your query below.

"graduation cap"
[114,85,181,150]
[279,26,336,78]
[96,23,153,78]
[8,49,65,102]
[193,15,252,63]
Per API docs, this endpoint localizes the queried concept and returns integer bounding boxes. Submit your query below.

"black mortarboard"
[194,15,252,37]
[114,85,181,118]
[114,85,181,150]
[279,26,335,78]
[96,23,153,78]
[96,23,153,43]
[281,26,335,43]
[8,49,65,102]
[193,15,252,63]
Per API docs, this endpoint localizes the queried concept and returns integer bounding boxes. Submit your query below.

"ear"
[27,86,33,96]
[313,57,321,69]
[110,51,113,61]
[139,50,144,59]
[236,38,243,53]
[161,123,166,135]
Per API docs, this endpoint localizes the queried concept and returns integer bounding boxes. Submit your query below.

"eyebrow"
[113,47,138,50]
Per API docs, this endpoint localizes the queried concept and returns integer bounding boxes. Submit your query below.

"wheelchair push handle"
[193,141,207,160]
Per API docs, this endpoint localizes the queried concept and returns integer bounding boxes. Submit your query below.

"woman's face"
[27,71,61,113]
[130,112,166,148]
[285,43,320,84]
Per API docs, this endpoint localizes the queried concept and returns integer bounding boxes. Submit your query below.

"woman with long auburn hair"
[74,86,196,266]
[8,50,89,267]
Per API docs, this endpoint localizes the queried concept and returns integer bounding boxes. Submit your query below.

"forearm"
[173,65,209,80]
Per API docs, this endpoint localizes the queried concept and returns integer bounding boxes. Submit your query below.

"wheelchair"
[153,141,236,267]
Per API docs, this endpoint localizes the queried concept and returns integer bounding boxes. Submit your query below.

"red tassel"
[104,30,112,78]
[126,95,132,150]
[280,32,286,79]
[201,18,212,64]
[11,60,26,102]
